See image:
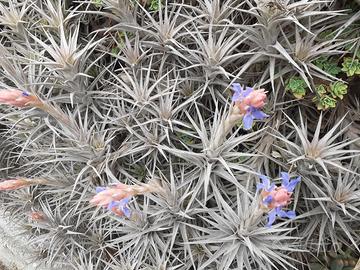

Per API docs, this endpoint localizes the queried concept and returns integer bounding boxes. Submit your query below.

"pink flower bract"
[0,89,42,108]
[0,179,31,190]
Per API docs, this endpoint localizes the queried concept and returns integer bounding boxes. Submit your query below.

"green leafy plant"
[313,84,337,110]
[149,0,161,11]
[286,77,307,99]
[92,0,102,8]
[315,95,337,110]
[314,57,342,76]
[341,57,360,77]
[330,81,348,99]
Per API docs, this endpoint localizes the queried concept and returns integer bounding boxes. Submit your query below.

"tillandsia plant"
[0,0,360,269]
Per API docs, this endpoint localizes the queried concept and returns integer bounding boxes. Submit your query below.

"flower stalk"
[0,89,79,136]
[0,177,49,191]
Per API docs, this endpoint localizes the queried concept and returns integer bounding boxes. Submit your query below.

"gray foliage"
[0,0,359,269]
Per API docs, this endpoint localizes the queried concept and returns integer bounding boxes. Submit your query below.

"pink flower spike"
[0,179,31,190]
[0,89,42,108]
[243,89,267,109]
[90,184,134,208]
[264,187,292,208]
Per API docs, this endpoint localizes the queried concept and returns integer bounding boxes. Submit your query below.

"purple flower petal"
[232,83,242,92]
[276,209,287,218]
[257,175,276,193]
[285,210,296,219]
[96,187,106,193]
[122,206,131,218]
[119,197,130,205]
[277,209,296,219]
[263,195,273,205]
[232,83,243,102]
[266,209,277,227]
[107,198,131,217]
[281,173,301,192]
[259,175,270,185]
[280,172,290,187]
[242,87,253,98]
[118,198,131,217]
[286,176,301,192]
[243,113,254,130]
[251,109,269,120]
[257,175,269,192]
[107,200,118,210]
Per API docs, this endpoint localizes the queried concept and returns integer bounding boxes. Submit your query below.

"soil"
[0,262,9,270]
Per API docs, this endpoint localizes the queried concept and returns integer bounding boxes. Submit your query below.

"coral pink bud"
[90,183,134,207]
[236,89,267,114]
[0,178,48,191]
[110,206,126,217]
[261,187,292,209]
[0,89,43,108]
[244,89,267,108]
[0,179,31,190]
[30,211,45,221]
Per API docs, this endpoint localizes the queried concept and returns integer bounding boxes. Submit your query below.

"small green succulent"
[315,95,337,110]
[315,84,327,96]
[149,0,161,11]
[176,132,194,145]
[92,0,102,8]
[286,77,307,99]
[314,57,341,76]
[341,57,360,77]
[330,81,348,99]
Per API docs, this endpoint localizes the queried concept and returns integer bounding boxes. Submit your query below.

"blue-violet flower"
[232,83,268,130]
[257,172,301,227]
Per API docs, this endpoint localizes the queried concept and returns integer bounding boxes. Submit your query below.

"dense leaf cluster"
[0,0,359,269]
